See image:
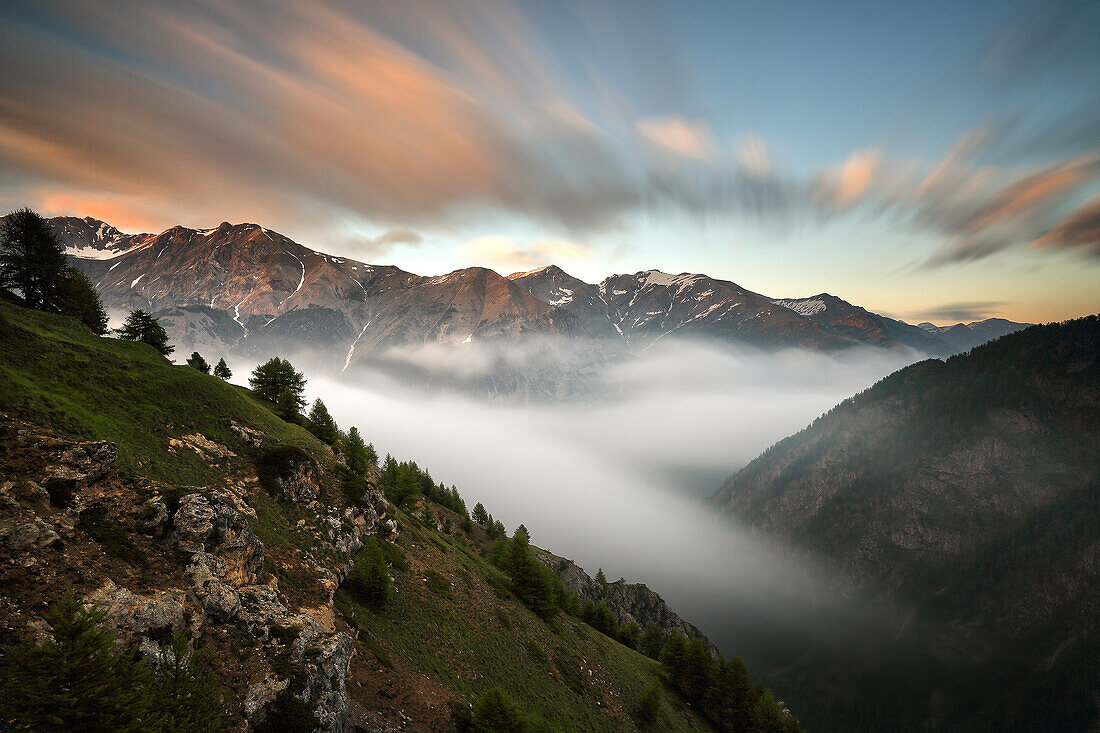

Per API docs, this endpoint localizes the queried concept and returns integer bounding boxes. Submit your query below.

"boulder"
[173,492,264,585]
[187,552,241,623]
[85,580,186,638]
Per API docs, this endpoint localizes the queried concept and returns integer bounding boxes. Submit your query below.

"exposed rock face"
[271,453,324,504]
[42,440,119,505]
[538,554,705,642]
[86,580,186,639]
[173,491,264,585]
[0,411,390,731]
[295,628,356,731]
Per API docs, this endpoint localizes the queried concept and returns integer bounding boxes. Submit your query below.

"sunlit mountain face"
[1,1,1098,732]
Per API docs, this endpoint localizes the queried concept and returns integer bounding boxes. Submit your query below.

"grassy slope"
[339,510,708,732]
[0,297,321,486]
[0,298,713,731]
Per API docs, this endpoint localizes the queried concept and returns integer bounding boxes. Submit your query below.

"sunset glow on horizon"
[2,0,1098,324]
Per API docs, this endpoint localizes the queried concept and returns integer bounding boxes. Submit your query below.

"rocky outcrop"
[538,553,706,642]
[173,491,264,585]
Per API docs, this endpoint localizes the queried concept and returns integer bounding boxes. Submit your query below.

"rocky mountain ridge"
[31,216,1029,394]
[714,316,1100,731]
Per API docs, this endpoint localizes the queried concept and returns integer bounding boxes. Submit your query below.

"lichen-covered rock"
[187,552,242,623]
[245,674,290,723]
[42,440,118,505]
[85,580,186,638]
[237,582,288,628]
[142,495,169,536]
[173,492,264,585]
[294,628,355,731]
[276,455,322,503]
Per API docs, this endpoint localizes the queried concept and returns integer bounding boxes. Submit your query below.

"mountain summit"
[41,215,1030,395]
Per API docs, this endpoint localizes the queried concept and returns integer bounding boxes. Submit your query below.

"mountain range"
[714,316,1100,731]
[40,215,1028,396]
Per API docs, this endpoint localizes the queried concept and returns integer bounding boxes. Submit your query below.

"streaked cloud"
[348,229,424,257]
[736,135,770,177]
[462,236,594,273]
[636,117,716,162]
[1030,194,1100,257]
[913,301,1008,323]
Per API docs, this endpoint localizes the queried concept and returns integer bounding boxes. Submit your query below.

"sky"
[1,0,1099,324]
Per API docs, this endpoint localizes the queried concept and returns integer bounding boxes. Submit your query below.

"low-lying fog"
[241,339,920,658]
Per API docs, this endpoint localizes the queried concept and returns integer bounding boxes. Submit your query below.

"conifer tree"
[213,358,232,379]
[148,634,226,732]
[506,528,556,619]
[344,536,391,607]
[249,357,305,410]
[641,623,666,659]
[469,687,528,733]
[660,632,688,688]
[472,502,488,525]
[118,309,174,356]
[681,636,714,704]
[0,208,69,311]
[58,266,109,334]
[344,427,369,474]
[595,567,608,590]
[307,398,339,444]
[186,351,211,373]
[2,594,151,732]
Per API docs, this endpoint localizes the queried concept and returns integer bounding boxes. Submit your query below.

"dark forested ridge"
[717,315,1100,731]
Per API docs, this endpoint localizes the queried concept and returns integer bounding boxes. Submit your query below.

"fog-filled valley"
[229,340,920,661]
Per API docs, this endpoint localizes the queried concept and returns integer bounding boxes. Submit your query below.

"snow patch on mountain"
[773,298,827,317]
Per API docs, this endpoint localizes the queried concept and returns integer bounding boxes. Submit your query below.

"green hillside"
[0,296,795,731]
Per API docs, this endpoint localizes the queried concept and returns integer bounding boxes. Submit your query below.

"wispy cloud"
[461,236,594,273]
[636,117,716,162]
[913,301,1008,323]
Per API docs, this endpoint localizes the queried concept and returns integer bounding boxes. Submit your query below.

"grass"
[335,508,709,732]
[0,298,323,486]
[1,299,712,731]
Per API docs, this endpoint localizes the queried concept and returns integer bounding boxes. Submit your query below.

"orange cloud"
[636,117,716,162]
[462,236,594,272]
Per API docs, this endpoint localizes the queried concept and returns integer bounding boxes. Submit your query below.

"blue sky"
[1,0,1098,322]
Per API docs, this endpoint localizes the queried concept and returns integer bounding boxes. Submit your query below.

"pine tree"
[343,536,391,607]
[472,502,488,525]
[58,266,109,334]
[148,634,225,732]
[595,567,608,590]
[117,310,174,357]
[276,387,300,420]
[0,208,69,311]
[640,624,665,659]
[186,351,210,373]
[307,398,339,444]
[248,357,305,409]
[506,529,556,619]
[469,687,528,733]
[2,594,151,731]
[681,636,714,704]
[705,655,755,733]
[660,632,688,689]
[345,427,369,475]
[618,621,642,649]
[213,358,232,379]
